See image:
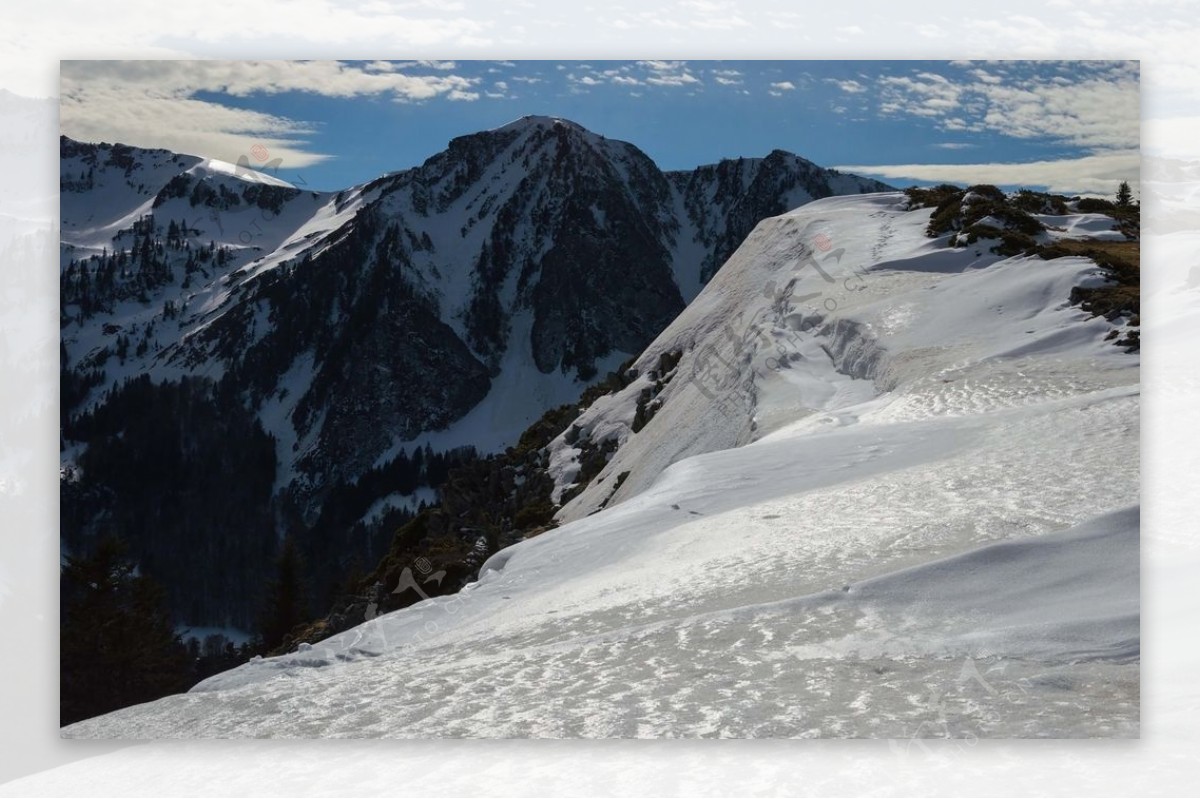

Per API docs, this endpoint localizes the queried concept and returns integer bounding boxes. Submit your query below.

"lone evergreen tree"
[1116,180,1133,208]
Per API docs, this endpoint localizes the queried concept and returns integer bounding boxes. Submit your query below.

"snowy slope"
[59,137,334,396]
[61,192,1139,738]
[552,192,1135,519]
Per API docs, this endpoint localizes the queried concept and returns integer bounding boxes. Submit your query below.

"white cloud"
[829,79,866,94]
[383,60,459,71]
[879,72,963,116]
[770,81,796,91]
[712,67,744,85]
[637,60,684,72]
[975,73,1138,150]
[62,60,478,100]
[59,60,482,167]
[875,63,1138,152]
[649,73,700,86]
[567,66,651,90]
[631,60,702,86]
[645,71,700,87]
[835,149,1140,196]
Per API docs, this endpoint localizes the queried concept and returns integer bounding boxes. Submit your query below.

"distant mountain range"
[59,116,892,630]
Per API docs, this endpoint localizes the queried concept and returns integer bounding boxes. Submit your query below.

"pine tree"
[1116,180,1133,208]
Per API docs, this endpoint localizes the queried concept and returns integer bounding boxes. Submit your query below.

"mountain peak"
[193,157,296,188]
[492,114,586,134]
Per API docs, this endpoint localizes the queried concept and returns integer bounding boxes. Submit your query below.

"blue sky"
[60,60,1139,195]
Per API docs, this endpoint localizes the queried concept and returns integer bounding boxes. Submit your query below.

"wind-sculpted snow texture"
[63,192,1139,738]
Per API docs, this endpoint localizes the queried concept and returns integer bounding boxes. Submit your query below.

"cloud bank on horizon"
[60,59,1139,196]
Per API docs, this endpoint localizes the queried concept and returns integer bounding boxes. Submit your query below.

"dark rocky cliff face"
[366,117,687,380]
[671,149,893,282]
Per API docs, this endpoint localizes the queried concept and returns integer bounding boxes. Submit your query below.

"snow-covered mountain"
[58,119,891,629]
[61,191,1139,738]
[60,118,891,479]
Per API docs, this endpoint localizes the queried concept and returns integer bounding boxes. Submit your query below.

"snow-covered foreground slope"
[62,192,1139,738]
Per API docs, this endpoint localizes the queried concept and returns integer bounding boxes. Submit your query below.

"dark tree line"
[60,537,190,726]
[61,374,278,630]
[287,444,480,614]
[60,366,496,670]
[60,534,292,726]
[61,213,232,320]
